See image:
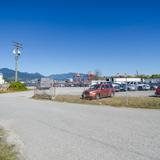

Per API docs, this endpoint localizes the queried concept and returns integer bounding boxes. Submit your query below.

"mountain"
[49,73,88,80]
[0,68,44,81]
[0,68,88,81]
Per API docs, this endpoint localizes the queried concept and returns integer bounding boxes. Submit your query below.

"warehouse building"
[106,77,143,84]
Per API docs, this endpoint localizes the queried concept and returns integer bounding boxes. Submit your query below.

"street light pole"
[13,42,22,82]
[15,47,19,82]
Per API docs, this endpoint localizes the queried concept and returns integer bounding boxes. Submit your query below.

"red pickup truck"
[155,86,160,96]
[82,83,115,100]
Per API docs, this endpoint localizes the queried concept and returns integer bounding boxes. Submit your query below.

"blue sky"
[0,0,160,76]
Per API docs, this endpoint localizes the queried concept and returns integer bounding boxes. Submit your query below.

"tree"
[150,74,160,78]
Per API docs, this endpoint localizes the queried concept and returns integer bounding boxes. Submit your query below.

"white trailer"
[113,78,143,84]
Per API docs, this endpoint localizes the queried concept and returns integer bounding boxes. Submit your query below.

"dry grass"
[32,94,53,100]
[0,128,17,160]
[54,95,160,109]
[0,128,5,137]
[0,90,9,94]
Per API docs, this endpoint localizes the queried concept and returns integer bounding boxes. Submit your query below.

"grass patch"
[0,128,17,160]
[0,89,29,94]
[54,95,160,109]
[32,94,53,100]
[0,128,5,136]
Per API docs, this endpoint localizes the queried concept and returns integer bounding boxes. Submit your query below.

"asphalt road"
[0,91,160,160]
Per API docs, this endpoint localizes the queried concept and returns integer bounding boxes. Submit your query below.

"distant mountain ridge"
[0,68,44,81]
[49,73,88,80]
[0,68,87,81]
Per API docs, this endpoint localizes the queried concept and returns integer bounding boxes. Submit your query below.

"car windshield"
[89,85,100,90]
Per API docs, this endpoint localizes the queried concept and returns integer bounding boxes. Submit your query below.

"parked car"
[137,84,150,91]
[155,86,160,96]
[143,84,150,90]
[137,85,144,91]
[81,84,115,100]
[128,81,141,85]
[127,84,137,91]
[112,83,120,92]
[119,83,127,91]
[149,83,160,90]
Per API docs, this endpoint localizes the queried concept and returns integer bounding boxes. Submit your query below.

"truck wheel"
[96,94,100,100]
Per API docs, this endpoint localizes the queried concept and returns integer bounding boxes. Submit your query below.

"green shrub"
[8,82,27,91]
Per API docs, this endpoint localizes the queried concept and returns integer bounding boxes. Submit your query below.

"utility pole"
[136,70,139,77]
[125,73,128,106]
[13,42,23,82]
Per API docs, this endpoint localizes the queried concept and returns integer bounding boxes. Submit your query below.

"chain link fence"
[34,87,56,100]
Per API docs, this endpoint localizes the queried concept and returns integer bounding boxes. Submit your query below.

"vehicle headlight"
[90,92,96,95]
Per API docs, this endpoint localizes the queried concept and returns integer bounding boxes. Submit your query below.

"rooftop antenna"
[13,42,23,82]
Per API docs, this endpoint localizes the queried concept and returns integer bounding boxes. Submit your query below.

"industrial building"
[106,77,143,84]
[112,77,143,84]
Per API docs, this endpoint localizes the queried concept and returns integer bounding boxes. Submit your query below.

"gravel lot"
[116,90,155,97]
[53,87,155,97]
[0,91,160,160]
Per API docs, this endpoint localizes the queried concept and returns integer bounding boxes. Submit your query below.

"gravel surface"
[58,88,155,97]
[0,91,160,160]
[34,87,155,97]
